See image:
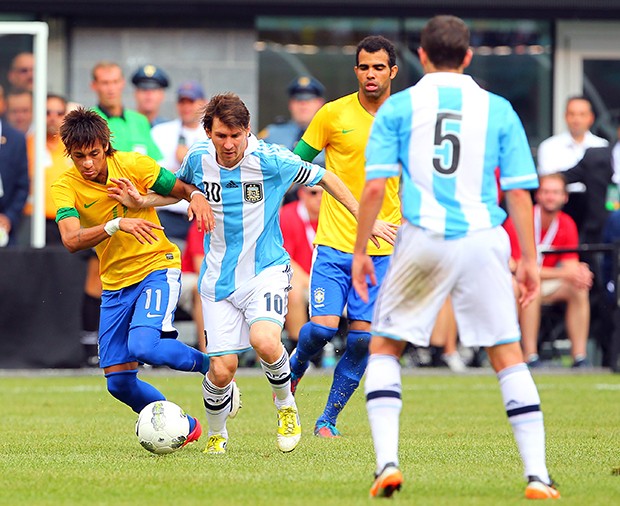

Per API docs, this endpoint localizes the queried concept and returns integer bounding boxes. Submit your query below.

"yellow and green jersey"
[51,151,180,290]
[295,92,401,255]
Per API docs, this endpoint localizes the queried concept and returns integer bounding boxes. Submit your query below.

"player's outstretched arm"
[57,215,163,253]
[108,177,178,208]
[168,179,215,233]
[108,177,214,233]
[317,171,397,248]
[316,170,359,217]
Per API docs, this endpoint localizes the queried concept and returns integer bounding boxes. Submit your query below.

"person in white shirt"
[537,96,608,176]
[537,96,608,229]
[151,81,208,250]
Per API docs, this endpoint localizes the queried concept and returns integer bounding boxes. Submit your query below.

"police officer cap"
[287,76,325,100]
[131,64,169,89]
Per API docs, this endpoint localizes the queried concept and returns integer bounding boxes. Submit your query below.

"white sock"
[202,375,233,438]
[365,354,402,474]
[260,349,296,410]
[497,363,550,482]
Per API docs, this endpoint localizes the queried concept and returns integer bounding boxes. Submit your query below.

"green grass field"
[1,369,619,505]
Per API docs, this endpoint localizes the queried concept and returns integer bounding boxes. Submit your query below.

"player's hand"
[118,218,163,244]
[187,193,215,233]
[352,252,376,303]
[515,257,540,308]
[108,178,145,208]
[369,220,399,248]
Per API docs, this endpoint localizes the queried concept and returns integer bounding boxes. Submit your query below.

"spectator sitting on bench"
[505,173,593,368]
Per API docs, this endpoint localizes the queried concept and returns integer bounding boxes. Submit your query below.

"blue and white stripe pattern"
[177,134,324,301]
[365,72,538,239]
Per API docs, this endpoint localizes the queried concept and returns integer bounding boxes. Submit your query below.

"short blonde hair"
[91,61,122,82]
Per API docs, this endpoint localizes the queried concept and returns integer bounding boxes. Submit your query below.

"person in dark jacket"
[0,84,29,247]
[563,138,617,244]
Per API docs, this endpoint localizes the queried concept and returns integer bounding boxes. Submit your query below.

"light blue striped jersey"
[366,72,538,239]
[177,134,325,301]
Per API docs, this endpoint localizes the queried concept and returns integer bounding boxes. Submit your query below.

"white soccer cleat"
[229,379,242,419]
[442,352,467,373]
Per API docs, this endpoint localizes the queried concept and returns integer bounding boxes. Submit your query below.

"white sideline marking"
[595,383,620,390]
[6,385,105,393]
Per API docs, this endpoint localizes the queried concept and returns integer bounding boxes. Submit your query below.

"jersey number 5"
[433,112,462,175]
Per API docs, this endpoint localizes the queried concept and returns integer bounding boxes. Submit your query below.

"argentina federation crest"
[243,182,264,203]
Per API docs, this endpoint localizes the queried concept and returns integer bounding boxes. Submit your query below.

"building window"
[256,16,552,148]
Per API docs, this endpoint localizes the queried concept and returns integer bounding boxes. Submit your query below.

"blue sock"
[291,322,338,377]
[105,369,165,413]
[200,354,210,375]
[319,330,370,426]
[128,326,208,373]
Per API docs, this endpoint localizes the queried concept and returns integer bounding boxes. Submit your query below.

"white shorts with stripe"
[201,264,292,356]
[372,222,521,348]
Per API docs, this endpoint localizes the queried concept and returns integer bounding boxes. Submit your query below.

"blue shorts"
[98,268,181,368]
[309,245,390,322]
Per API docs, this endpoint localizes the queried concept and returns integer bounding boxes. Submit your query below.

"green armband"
[56,207,79,222]
[151,167,177,196]
[294,139,321,163]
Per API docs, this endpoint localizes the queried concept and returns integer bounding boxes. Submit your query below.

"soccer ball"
[135,400,190,455]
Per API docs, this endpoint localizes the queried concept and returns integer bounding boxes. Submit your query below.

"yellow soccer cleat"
[203,434,227,455]
[276,405,301,453]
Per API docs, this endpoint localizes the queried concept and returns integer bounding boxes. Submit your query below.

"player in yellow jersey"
[290,36,400,437]
[51,108,223,444]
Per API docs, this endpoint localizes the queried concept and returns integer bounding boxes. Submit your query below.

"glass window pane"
[256,17,552,148]
[583,59,620,141]
[404,18,552,147]
[256,17,400,130]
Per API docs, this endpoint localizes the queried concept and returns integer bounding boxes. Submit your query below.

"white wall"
[67,27,258,124]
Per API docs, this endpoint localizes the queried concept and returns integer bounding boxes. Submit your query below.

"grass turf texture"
[1,370,618,505]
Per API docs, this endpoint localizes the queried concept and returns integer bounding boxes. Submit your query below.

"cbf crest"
[243,182,264,203]
[313,287,326,307]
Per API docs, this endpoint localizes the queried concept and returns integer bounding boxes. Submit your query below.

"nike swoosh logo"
[146,313,162,318]
[84,200,98,208]
[342,129,355,134]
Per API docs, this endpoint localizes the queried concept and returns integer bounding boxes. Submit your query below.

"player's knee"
[207,356,237,386]
[106,370,137,403]
[307,321,338,344]
[252,335,283,361]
